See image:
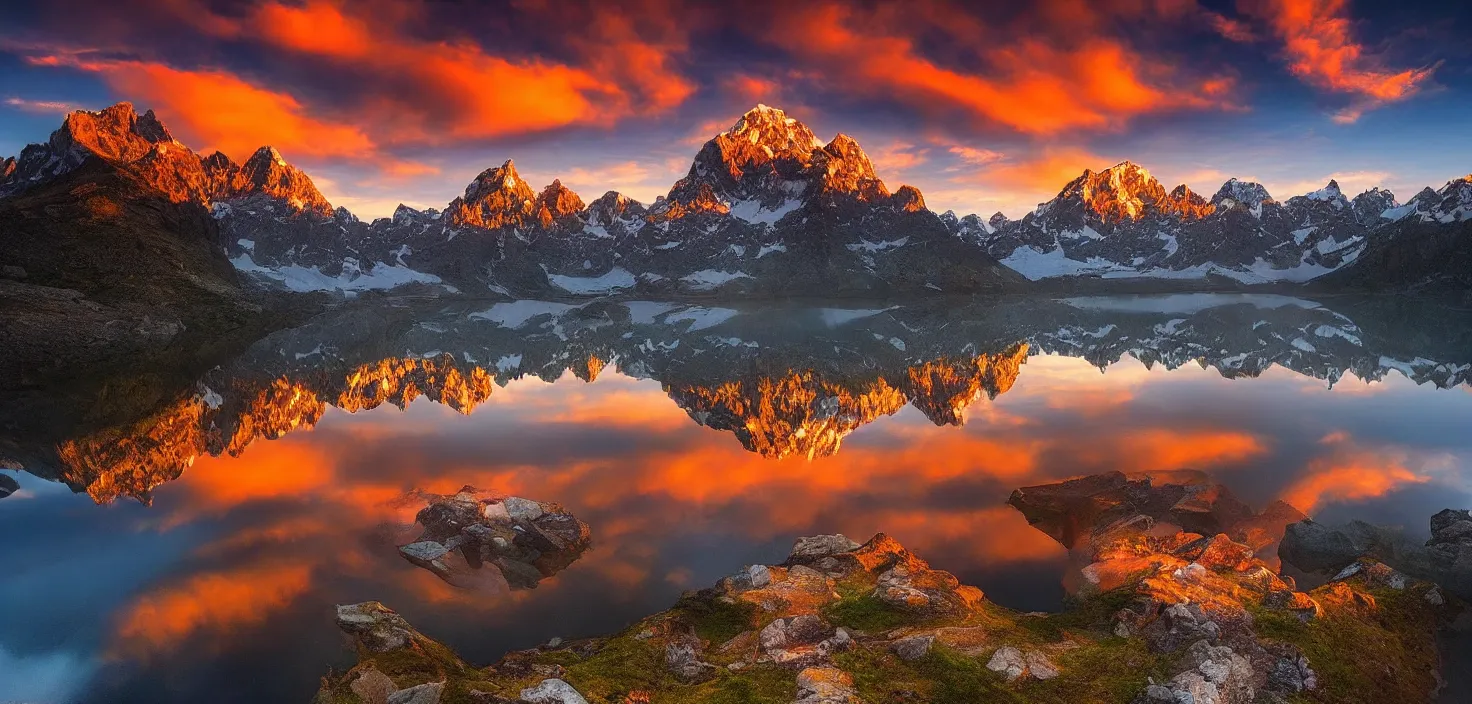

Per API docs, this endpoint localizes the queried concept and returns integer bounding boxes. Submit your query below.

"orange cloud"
[22,53,437,171]
[112,562,313,657]
[1115,429,1265,471]
[216,0,687,142]
[868,142,929,175]
[761,3,1235,135]
[1279,432,1431,512]
[724,74,782,104]
[1244,0,1436,122]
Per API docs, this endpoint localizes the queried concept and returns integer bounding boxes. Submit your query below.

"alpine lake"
[3,292,1471,704]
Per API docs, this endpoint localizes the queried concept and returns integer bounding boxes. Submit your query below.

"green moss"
[1248,586,1442,704]
[675,595,759,645]
[1017,590,1136,642]
[838,645,1025,704]
[823,593,915,633]
[1026,637,1172,703]
[360,637,471,685]
[562,634,669,700]
[659,666,795,704]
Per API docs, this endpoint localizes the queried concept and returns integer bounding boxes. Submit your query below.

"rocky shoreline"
[315,473,1466,704]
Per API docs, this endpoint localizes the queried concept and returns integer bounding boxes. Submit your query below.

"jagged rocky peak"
[1049,161,1209,223]
[988,211,1009,229]
[812,132,890,203]
[533,179,585,226]
[1301,179,1350,207]
[201,150,236,173]
[891,184,926,212]
[1167,184,1214,219]
[0,101,339,217]
[392,203,429,226]
[1431,174,1472,220]
[585,190,646,225]
[440,160,585,230]
[53,102,176,162]
[726,103,824,155]
[665,104,823,209]
[1,102,176,195]
[1210,178,1274,214]
[444,159,537,229]
[1351,187,1398,222]
[662,104,915,220]
[231,146,334,215]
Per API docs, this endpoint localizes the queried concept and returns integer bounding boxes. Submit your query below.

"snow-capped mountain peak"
[725,104,824,151]
[1210,178,1274,217]
[1305,179,1349,206]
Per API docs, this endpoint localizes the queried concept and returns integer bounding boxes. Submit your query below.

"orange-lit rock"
[444,159,584,230]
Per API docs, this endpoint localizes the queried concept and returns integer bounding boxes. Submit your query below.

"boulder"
[889,634,934,661]
[519,678,589,704]
[335,602,416,653]
[985,646,1057,681]
[795,666,860,704]
[986,647,1027,681]
[349,667,398,704]
[503,496,545,522]
[1135,639,1256,704]
[790,535,860,560]
[664,639,718,684]
[387,681,444,704]
[1142,603,1220,654]
[872,563,983,618]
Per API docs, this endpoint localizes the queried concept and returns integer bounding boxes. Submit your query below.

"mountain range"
[4,102,1469,300]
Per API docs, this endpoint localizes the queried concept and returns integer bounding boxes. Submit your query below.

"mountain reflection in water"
[1,294,1471,704]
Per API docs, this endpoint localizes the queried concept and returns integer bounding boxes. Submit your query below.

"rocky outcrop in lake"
[397,486,592,591]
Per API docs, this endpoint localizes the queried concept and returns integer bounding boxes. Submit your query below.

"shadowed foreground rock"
[1280,508,1472,601]
[397,486,592,591]
[318,521,1452,704]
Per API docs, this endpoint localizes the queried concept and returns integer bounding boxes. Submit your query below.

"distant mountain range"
[2,101,1470,297]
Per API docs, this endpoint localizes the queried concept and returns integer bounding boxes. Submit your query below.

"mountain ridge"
[2,101,1469,296]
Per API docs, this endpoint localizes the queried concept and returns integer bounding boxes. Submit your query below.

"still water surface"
[2,294,1471,703]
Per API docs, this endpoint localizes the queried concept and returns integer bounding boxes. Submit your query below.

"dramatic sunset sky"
[1,0,1469,219]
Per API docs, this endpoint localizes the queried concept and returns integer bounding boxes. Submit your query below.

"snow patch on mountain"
[681,269,751,289]
[729,197,801,225]
[546,267,636,294]
[230,254,441,293]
